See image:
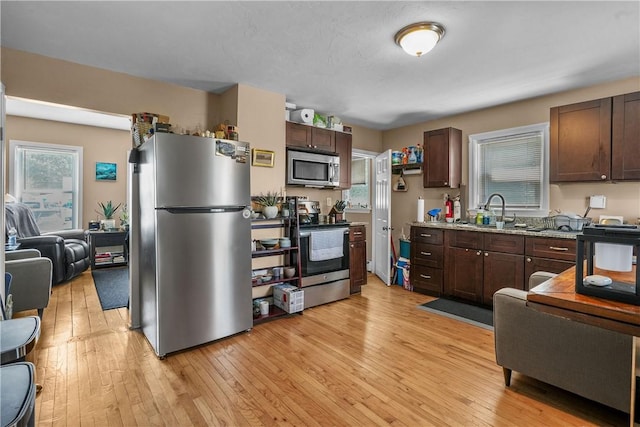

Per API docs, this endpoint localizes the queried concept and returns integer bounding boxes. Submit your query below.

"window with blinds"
[469,123,549,217]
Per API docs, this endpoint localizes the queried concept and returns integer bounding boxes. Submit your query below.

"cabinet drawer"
[411,265,443,294]
[525,237,577,262]
[411,227,443,244]
[412,243,444,268]
[446,230,482,249]
[349,225,366,242]
[484,233,524,254]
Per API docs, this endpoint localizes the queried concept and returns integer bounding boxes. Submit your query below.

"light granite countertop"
[410,221,580,240]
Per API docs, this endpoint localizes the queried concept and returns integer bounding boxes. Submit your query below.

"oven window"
[293,160,329,181]
[300,234,349,276]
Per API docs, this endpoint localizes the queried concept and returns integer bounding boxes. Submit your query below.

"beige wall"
[383,77,640,244]
[5,116,130,227]
[0,48,295,229]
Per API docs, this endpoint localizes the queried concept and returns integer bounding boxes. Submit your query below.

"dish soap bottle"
[475,207,485,225]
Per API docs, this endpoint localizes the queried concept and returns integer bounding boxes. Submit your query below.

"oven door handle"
[299,228,349,238]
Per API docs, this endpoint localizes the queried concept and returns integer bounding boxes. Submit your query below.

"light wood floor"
[24,270,627,426]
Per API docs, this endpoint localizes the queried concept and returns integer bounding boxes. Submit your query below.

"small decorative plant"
[96,201,122,219]
[119,204,129,226]
[255,191,280,207]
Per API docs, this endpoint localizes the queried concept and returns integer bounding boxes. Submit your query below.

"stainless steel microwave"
[287,149,340,188]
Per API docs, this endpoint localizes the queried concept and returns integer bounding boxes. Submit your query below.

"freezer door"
[153,134,250,208]
[155,208,252,356]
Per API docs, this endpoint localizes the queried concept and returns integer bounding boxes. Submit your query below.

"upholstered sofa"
[493,272,633,413]
[5,202,90,284]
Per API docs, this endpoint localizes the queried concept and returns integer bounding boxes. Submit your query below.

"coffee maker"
[297,200,320,225]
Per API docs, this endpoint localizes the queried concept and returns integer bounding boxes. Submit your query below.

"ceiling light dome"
[394,22,445,57]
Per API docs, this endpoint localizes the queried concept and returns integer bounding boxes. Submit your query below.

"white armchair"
[5,249,53,319]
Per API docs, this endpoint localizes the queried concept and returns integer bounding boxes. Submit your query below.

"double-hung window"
[9,140,83,232]
[468,123,549,217]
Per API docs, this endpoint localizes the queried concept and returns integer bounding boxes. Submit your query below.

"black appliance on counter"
[576,224,640,305]
[297,200,320,225]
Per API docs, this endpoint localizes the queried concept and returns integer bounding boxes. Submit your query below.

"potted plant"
[96,201,122,230]
[255,191,280,219]
[119,204,129,231]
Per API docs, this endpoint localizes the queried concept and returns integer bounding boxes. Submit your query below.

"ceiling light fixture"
[394,22,445,57]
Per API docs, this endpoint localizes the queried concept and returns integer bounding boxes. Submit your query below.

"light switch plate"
[590,195,606,209]
[326,197,332,207]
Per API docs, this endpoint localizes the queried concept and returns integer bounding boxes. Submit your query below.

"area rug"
[418,298,493,331]
[92,266,129,310]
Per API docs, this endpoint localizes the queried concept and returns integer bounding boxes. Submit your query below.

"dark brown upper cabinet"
[423,127,462,188]
[550,91,639,182]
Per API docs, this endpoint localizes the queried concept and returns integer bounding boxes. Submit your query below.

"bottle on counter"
[453,196,461,222]
[475,207,485,225]
[7,227,17,247]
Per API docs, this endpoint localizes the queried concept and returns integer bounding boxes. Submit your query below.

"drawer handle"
[420,274,432,279]
[420,233,432,237]
[353,232,363,235]
[549,246,569,251]
[420,251,432,256]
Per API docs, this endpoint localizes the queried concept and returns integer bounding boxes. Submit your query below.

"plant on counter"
[254,191,280,207]
[96,200,122,219]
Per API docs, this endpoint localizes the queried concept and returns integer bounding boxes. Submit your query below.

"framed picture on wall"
[252,149,275,167]
[95,162,117,181]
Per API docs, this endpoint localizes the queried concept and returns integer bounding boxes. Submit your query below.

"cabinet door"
[445,247,483,302]
[482,252,524,306]
[335,132,352,188]
[286,121,312,148]
[423,128,461,188]
[349,240,367,293]
[311,127,336,152]
[550,97,612,182]
[612,91,640,180]
[524,257,573,289]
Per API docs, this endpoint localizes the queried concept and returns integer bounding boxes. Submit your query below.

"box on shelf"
[273,284,304,313]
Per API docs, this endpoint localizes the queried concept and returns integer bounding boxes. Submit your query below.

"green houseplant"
[255,191,280,219]
[96,201,122,230]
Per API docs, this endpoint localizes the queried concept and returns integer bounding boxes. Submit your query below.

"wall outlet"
[326,197,332,207]
[589,195,606,209]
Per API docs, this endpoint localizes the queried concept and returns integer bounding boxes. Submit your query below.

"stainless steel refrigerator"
[136,133,252,357]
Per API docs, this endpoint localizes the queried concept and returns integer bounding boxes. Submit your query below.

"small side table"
[87,230,128,269]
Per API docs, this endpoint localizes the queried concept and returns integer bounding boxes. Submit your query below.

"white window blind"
[469,123,549,216]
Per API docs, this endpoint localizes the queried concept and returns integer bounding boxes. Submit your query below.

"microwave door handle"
[330,163,337,181]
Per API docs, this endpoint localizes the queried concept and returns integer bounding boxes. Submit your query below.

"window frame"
[342,148,377,213]
[9,139,84,231]
[468,123,549,217]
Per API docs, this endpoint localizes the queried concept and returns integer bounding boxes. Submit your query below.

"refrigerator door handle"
[163,206,248,214]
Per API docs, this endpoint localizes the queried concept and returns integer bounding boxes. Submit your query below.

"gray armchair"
[5,202,90,284]
[5,249,53,319]
[493,272,632,413]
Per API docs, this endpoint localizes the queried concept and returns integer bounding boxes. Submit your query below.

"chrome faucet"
[484,193,509,222]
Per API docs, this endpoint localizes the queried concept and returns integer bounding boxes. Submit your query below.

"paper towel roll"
[595,243,633,272]
[290,109,314,124]
[417,198,425,222]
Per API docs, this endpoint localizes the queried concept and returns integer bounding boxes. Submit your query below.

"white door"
[373,150,392,285]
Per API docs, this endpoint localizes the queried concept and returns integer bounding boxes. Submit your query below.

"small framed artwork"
[96,162,117,181]
[252,149,275,167]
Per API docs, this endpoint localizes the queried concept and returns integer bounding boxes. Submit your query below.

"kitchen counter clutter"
[409,221,580,239]
[410,221,583,306]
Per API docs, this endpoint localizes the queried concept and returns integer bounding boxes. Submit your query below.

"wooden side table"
[87,230,128,269]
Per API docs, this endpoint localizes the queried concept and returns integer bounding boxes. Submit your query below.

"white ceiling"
[1,1,639,131]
